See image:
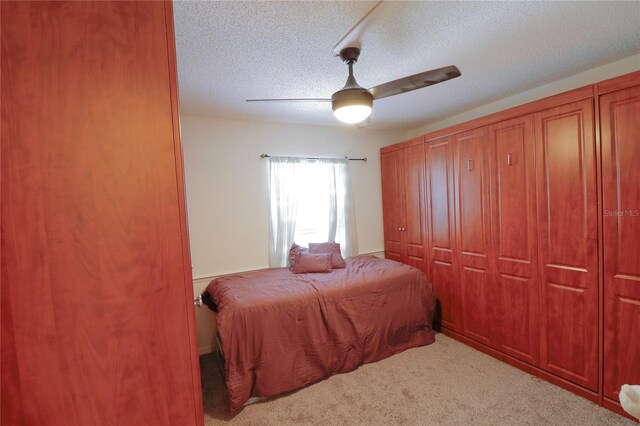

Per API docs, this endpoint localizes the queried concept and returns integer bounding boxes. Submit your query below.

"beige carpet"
[200,333,634,425]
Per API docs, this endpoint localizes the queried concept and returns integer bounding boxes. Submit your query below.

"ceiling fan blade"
[332,0,384,57]
[368,65,461,100]
[356,116,371,129]
[246,98,332,103]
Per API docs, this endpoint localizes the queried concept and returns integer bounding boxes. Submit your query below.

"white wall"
[182,116,404,280]
[181,116,404,354]
[406,53,640,138]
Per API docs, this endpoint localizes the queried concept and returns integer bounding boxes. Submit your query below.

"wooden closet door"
[601,84,640,402]
[454,128,494,346]
[425,136,460,331]
[489,116,540,366]
[1,2,202,425]
[401,143,427,271]
[381,150,404,262]
[535,99,598,390]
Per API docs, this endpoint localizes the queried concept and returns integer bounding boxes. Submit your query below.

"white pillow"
[620,384,640,420]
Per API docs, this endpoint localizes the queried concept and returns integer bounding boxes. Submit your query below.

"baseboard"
[193,275,214,295]
[438,327,639,419]
[603,397,639,422]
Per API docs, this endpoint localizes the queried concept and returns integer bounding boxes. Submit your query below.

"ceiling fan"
[246,2,461,126]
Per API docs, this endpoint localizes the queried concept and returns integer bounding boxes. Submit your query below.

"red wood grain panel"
[454,128,495,346]
[414,86,595,143]
[597,70,640,95]
[600,84,640,402]
[164,2,204,421]
[1,2,201,425]
[380,70,640,418]
[401,143,427,272]
[535,99,598,391]
[381,151,404,262]
[425,136,459,330]
[603,397,640,422]
[380,135,424,154]
[488,115,540,366]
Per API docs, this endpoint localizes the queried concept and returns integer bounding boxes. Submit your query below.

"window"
[293,162,333,247]
[267,156,358,268]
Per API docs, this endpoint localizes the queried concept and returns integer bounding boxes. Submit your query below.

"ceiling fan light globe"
[334,104,372,124]
[331,88,373,124]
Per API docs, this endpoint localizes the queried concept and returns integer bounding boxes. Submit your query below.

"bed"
[204,255,435,414]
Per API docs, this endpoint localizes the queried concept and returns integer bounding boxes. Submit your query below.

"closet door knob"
[467,159,474,171]
[507,153,513,166]
[194,294,203,307]
[398,227,402,231]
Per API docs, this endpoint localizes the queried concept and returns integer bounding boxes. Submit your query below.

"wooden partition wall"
[381,70,640,419]
[1,2,203,425]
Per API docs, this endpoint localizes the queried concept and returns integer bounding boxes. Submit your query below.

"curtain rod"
[260,154,367,162]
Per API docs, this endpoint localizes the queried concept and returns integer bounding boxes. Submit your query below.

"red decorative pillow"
[288,243,308,270]
[308,242,346,269]
[293,252,333,274]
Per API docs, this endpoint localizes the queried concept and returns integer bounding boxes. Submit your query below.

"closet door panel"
[426,137,459,330]
[381,151,404,261]
[455,129,493,346]
[601,85,640,401]
[535,99,598,390]
[402,144,427,271]
[1,2,201,425]
[489,116,539,365]
[459,266,492,343]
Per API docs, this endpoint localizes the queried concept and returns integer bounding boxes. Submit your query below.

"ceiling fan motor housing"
[332,47,373,112]
[339,47,361,64]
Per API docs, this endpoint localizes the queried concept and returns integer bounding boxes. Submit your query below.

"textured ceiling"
[174,1,640,130]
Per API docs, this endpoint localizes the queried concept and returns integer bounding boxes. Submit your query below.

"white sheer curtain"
[268,156,358,268]
[316,158,358,258]
[268,156,306,268]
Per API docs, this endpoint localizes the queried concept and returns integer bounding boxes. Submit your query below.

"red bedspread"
[206,255,435,414]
